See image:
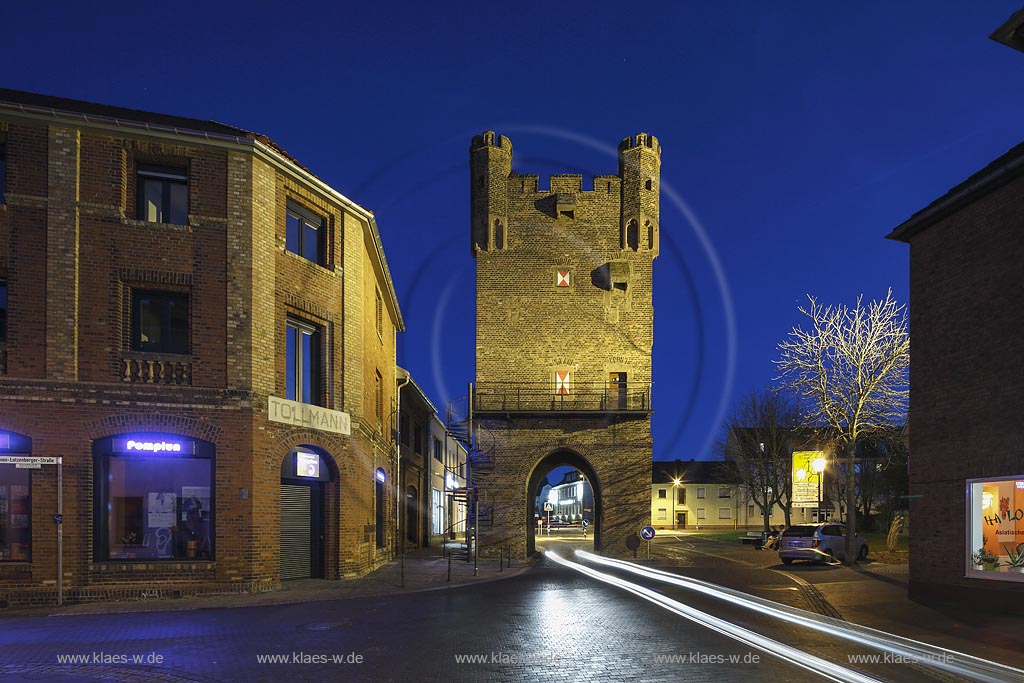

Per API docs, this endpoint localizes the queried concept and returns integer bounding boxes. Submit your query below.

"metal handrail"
[473,381,652,412]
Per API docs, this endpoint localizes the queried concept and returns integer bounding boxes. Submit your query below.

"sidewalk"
[14,547,532,617]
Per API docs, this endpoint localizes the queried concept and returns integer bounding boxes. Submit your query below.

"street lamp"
[812,456,827,523]
[672,478,682,531]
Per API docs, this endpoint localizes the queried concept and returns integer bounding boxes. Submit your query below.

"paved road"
[0,559,822,683]
[4,547,1012,683]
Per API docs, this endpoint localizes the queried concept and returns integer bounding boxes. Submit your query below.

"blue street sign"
[581,519,590,528]
[640,525,656,541]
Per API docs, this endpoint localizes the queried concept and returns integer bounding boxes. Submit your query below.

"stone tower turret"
[469,131,512,255]
[618,132,661,256]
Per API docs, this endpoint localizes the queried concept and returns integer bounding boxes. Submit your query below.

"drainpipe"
[395,367,411,564]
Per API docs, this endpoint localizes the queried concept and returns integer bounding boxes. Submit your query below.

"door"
[280,482,324,579]
[608,372,628,409]
[676,511,687,529]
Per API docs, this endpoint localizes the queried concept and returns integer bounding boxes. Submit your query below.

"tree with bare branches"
[775,290,909,563]
[718,388,803,532]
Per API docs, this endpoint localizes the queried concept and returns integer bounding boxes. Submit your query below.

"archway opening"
[527,449,601,556]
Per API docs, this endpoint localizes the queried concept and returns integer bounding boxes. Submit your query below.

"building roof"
[990,7,1024,53]
[651,459,741,485]
[0,87,404,331]
[887,138,1024,242]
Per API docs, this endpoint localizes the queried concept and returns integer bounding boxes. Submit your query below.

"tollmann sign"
[268,396,351,435]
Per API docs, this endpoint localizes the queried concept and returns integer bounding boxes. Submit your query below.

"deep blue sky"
[5,3,1024,461]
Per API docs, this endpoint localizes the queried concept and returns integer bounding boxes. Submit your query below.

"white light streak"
[546,551,882,683]
[574,550,1023,683]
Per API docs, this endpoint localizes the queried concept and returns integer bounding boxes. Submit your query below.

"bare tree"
[775,290,909,563]
[718,388,802,532]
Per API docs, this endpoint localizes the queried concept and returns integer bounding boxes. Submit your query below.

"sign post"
[0,456,62,606]
[640,525,656,560]
[543,502,554,535]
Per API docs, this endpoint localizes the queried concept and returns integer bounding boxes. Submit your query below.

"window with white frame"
[696,508,706,520]
[657,509,667,520]
[696,487,706,499]
[719,507,731,520]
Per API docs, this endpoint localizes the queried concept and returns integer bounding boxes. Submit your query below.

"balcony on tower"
[473,378,652,415]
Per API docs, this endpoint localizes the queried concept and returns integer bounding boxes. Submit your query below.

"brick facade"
[470,132,658,559]
[889,145,1024,610]
[0,90,403,606]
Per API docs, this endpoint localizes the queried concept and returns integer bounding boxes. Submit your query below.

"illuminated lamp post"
[672,478,682,531]
[812,456,827,523]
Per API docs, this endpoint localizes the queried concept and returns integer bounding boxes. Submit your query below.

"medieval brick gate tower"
[452,131,660,560]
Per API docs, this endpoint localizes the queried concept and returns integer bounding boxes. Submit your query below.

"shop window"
[0,465,31,561]
[93,434,214,561]
[137,165,188,225]
[286,318,321,405]
[968,476,1024,580]
[286,200,325,265]
[132,290,189,354]
[432,488,444,535]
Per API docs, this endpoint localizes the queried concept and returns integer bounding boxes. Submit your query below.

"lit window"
[286,318,321,405]
[132,291,189,354]
[968,476,1024,579]
[0,464,31,561]
[286,201,325,265]
[137,165,188,224]
[93,434,214,561]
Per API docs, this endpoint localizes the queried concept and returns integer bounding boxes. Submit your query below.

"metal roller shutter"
[280,484,311,580]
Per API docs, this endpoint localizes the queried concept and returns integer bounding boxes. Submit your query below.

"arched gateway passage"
[526,449,602,555]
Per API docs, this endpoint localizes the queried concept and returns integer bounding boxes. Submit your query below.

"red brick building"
[0,89,404,605]
[888,140,1024,610]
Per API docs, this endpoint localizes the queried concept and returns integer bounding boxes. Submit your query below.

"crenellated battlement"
[508,173,622,195]
[471,130,512,151]
[618,132,661,156]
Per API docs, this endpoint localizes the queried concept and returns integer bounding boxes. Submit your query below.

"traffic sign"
[639,525,656,541]
[53,514,63,524]
[543,502,554,512]
[581,519,590,528]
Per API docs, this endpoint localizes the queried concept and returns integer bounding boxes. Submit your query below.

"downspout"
[395,366,411,556]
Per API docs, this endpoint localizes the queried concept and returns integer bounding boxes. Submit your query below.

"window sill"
[282,248,335,274]
[967,568,1024,582]
[122,217,191,231]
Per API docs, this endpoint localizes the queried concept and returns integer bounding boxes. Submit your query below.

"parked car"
[778,523,868,564]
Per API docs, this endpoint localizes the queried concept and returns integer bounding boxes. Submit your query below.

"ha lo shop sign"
[268,396,351,435]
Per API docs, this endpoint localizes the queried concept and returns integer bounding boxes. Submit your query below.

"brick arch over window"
[81,414,224,443]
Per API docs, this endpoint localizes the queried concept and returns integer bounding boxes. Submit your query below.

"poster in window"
[10,514,28,529]
[181,486,210,521]
[297,451,320,478]
[147,492,176,528]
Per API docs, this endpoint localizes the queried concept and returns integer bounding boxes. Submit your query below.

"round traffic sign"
[639,525,656,541]
[581,519,590,528]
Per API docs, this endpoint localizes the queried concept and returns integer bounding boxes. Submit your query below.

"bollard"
[499,545,503,572]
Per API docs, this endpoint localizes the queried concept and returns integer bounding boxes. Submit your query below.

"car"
[778,523,868,564]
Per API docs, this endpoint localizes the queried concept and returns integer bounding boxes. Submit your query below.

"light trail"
[574,549,1023,683]
[545,550,884,683]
